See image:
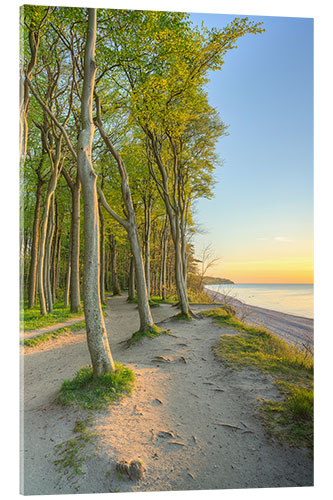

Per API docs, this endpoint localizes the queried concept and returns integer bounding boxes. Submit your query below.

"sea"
[205,283,314,319]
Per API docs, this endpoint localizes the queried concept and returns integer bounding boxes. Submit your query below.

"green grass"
[173,312,193,321]
[21,301,83,331]
[54,417,98,482]
[201,306,313,451]
[56,363,135,410]
[128,325,168,345]
[21,320,86,348]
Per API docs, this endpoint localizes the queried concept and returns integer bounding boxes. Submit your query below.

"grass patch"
[54,417,98,483]
[21,320,86,348]
[260,382,313,451]
[21,301,83,331]
[56,363,135,410]
[128,325,168,346]
[173,312,193,321]
[21,327,70,347]
[202,306,313,452]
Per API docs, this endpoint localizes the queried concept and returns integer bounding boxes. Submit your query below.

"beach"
[206,288,314,348]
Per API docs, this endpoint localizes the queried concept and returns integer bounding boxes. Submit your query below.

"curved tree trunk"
[77,8,115,376]
[95,93,155,332]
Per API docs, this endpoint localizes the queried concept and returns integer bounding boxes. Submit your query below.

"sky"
[189,13,313,284]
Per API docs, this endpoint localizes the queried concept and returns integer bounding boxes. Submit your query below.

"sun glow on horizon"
[213,257,313,284]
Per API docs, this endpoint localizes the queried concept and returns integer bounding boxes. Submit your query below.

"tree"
[77,8,115,375]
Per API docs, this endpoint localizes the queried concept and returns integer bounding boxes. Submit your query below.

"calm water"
[205,283,314,319]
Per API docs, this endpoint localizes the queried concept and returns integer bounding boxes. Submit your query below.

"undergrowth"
[201,306,313,452]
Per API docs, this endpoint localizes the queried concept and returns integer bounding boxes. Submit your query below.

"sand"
[21,295,313,495]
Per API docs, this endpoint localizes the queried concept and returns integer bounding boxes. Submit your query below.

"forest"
[20,6,264,376]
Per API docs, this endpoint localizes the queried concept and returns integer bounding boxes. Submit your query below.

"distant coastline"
[203,276,234,285]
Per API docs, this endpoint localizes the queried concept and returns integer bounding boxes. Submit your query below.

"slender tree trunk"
[28,177,43,308]
[77,8,114,376]
[180,210,188,289]
[50,198,59,303]
[95,94,155,332]
[146,138,191,315]
[144,197,152,298]
[128,255,135,301]
[105,248,110,291]
[64,231,72,308]
[109,235,121,295]
[45,195,55,313]
[62,170,81,313]
[55,225,63,297]
[128,223,154,330]
[99,203,106,305]
[160,217,168,300]
[38,171,58,315]
[70,179,81,312]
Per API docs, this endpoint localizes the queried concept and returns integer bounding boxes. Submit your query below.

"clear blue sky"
[189,13,313,283]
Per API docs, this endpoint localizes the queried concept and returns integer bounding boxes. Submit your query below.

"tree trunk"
[144,197,152,298]
[70,179,81,312]
[45,195,55,313]
[38,170,58,315]
[55,225,63,297]
[64,231,72,308]
[95,94,155,332]
[28,177,43,308]
[77,7,115,376]
[62,170,81,313]
[160,217,168,300]
[109,235,121,296]
[128,255,135,301]
[99,203,106,305]
[128,223,154,330]
[50,198,59,303]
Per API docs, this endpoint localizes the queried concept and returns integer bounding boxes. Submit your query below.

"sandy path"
[21,296,313,495]
[206,289,314,347]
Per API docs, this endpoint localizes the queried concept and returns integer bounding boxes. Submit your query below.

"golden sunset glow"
[215,257,313,284]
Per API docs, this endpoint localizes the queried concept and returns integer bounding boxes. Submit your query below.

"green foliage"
[56,364,135,409]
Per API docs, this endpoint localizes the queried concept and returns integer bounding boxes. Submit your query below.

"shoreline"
[205,288,314,347]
